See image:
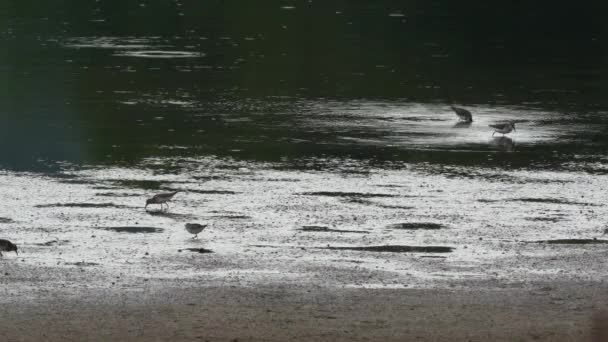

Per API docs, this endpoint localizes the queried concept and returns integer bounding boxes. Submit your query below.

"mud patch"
[387,222,444,230]
[35,202,131,209]
[323,245,453,253]
[179,248,213,253]
[95,192,141,197]
[112,180,165,190]
[210,215,251,220]
[534,239,608,244]
[67,261,99,267]
[301,191,397,198]
[34,239,70,246]
[100,226,164,233]
[187,189,239,195]
[146,211,198,220]
[479,198,599,206]
[525,217,564,222]
[299,226,369,234]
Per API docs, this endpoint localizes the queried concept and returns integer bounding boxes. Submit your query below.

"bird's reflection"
[452,121,472,129]
[491,136,515,152]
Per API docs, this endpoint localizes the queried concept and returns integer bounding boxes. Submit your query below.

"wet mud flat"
[0,159,608,340]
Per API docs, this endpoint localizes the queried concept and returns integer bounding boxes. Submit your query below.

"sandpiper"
[145,191,179,211]
[450,106,473,122]
[490,122,516,136]
[0,239,18,257]
[185,223,208,239]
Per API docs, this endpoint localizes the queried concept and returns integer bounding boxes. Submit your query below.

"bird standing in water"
[451,106,473,122]
[185,223,208,239]
[0,239,18,257]
[490,122,516,136]
[145,191,179,211]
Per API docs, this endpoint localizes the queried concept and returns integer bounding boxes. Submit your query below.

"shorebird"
[0,239,18,257]
[450,106,473,122]
[145,191,179,211]
[185,223,208,239]
[490,122,516,136]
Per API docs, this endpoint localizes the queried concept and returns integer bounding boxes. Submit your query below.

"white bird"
[185,223,208,239]
[490,122,516,136]
[450,106,473,122]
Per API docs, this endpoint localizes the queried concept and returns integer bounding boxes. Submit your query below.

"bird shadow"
[491,136,515,152]
[452,121,472,129]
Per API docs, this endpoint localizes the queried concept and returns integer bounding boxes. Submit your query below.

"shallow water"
[1,1,607,288]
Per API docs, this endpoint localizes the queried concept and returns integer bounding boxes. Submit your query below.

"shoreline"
[1,277,607,341]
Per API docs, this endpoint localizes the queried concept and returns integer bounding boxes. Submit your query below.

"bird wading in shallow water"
[0,239,18,257]
[185,223,208,239]
[145,191,179,211]
[450,106,473,122]
[490,122,516,136]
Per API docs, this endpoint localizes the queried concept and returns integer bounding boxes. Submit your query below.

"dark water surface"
[1,1,607,171]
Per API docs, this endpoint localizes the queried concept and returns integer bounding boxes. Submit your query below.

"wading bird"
[0,239,18,257]
[185,223,208,239]
[145,191,179,211]
[490,122,516,136]
[451,106,473,122]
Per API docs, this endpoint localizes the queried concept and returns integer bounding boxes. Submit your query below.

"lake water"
[1,1,607,288]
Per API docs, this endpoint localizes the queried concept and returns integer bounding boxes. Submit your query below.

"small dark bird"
[0,239,18,257]
[145,191,179,211]
[450,106,473,122]
[185,223,208,239]
[490,122,516,136]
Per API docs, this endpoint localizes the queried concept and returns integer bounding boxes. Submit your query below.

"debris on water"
[299,225,369,234]
[100,227,164,233]
[387,222,444,230]
[322,245,453,253]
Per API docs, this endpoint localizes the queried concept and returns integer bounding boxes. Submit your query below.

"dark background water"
[1,1,607,170]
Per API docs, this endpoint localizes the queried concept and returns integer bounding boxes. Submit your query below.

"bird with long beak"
[145,191,179,211]
[490,122,516,136]
[0,239,18,257]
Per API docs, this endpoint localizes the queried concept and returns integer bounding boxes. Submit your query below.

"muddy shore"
[1,160,608,341]
[0,275,607,341]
